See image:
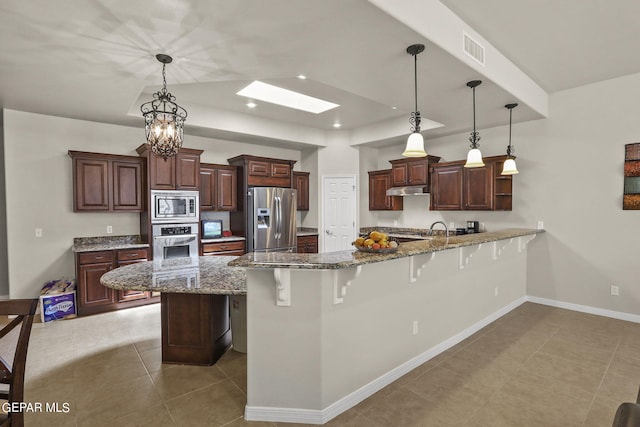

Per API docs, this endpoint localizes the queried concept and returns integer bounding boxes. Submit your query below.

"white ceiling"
[1,0,639,150]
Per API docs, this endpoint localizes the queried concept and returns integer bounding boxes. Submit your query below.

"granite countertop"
[297,227,318,237]
[201,236,246,244]
[100,256,246,295]
[72,235,149,253]
[228,228,543,270]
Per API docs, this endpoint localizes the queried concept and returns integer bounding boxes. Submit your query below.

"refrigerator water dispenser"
[256,208,270,229]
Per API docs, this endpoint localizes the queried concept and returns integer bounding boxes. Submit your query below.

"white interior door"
[322,176,357,253]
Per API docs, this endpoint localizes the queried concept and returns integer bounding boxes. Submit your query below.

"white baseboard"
[526,296,640,324]
[245,295,528,424]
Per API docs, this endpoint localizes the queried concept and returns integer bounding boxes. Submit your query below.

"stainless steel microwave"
[151,190,199,223]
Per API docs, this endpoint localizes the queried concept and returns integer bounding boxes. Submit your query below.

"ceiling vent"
[463,32,485,66]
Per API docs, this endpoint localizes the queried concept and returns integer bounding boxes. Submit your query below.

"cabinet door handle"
[221,246,227,250]
[127,253,138,257]
[95,256,103,260]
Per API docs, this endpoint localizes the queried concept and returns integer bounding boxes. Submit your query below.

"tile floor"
[18,302,640,426]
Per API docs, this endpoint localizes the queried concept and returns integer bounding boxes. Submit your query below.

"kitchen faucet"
[429,221,449,237]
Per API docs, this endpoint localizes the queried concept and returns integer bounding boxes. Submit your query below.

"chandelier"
[140,54,187,159]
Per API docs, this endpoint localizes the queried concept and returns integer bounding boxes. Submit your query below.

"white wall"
[359,72,640,316]
[0,112,7,295]
[2,109,301,298]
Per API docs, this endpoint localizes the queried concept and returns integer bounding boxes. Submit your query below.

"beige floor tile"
[437,349,518,394]
[113,403,176,426]
[165,379,246,427]
[462,326,549,363]
[139,346,169,374]
[133,336,162,353]
[583,395,624,427]
[229,416,277,426]
[520,351,607,394]
[538,334,615,369]
[598,371,640,402]
[216,349,247,378]
[498,370,593,425]
[74,356,149,394]
[24,411,78,427]
[607,351,640,382]
[150,363,227,400]
[355,386,448,427]
[229,371,247,395]
[75,375,162,427]
[553,325,621,351]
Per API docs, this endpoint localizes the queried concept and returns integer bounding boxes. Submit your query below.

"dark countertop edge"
[72,242,150,253]
[228,229,544,270]
[201,236,246,243]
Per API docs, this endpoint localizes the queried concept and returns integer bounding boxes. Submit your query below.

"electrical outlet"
[494,287,498,297]
[412,320,419,335]
[611,285,619,296]
[35,228,42,238]
[449,222,455,229]
[106,226,113,234]
[537,220,544,230]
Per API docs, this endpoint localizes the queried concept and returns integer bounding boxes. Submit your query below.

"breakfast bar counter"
[101,256,245,366]
[228,228,542,425]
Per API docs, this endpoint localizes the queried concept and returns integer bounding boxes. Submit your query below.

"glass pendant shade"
[402,132,427,157]
[465,148,485,168]
[501,158,519,175]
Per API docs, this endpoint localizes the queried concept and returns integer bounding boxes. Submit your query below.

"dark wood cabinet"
[368,170,403,211]
[296,235,318,253]
[136,145,203,190]
[112,159,144,211]
[228,154,296,188]
[389,156,441,187]
[201,240,245,256]
[69,151,144,212]
[430,155,512,211]
[430,164,464,210]
[293,171,310,211]
[200,164,238,212]
[76,248,156,316]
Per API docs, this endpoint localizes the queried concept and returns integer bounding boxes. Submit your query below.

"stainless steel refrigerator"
[247,187,297,252]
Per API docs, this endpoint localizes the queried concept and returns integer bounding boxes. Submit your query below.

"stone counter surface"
[100,256,246,295]
[72,235,149,253]
[297,227,319,237]
[228,228,542,270]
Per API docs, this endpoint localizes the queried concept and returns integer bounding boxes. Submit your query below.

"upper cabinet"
[200,163,238,212]
[69,151,144,212]
[368,170,403,211]
[228,154,296,188]
[389,155,441,187]
[292,171,310,211]
[136,145,203,190]
[430,155,513,211]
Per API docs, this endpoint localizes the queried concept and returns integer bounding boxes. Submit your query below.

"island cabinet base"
[161,293,232,366]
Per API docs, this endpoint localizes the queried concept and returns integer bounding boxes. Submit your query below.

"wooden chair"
[613,387,640,427]
[0,299,38,427]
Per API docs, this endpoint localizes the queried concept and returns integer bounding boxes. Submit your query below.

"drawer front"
[248,160,270,177]
[203,250,245,257]
[202,241,245,253]
[78,251,114,265]
[117,248,148,262]
[297,235,318,245]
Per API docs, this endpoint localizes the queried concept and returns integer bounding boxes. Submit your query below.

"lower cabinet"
[76,248,157,316]
[296,235,318,253]
[201,240,246,256]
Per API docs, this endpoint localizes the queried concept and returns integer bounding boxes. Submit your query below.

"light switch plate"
[35,228,42,238]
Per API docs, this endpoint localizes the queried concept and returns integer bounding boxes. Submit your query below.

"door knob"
[325,230,333,235]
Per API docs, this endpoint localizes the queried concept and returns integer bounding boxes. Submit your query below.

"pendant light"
[402,44,427,157]
[140,54,188,159]
[501,103,519,175]
[464,80,485,168]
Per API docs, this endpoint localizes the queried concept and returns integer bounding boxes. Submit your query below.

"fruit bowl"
[353,244,398,254]
[352,231,399,253]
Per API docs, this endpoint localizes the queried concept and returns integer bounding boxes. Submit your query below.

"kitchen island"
[101,256,245,365]
[227,228,542,424]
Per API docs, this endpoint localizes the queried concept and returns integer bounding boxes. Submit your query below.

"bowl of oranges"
[352,231,399,253]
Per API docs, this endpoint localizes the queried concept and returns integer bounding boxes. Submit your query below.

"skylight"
[236,81,339,114]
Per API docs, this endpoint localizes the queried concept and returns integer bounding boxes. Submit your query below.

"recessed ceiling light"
[237,81,339,114]
[333,122,342,128]
[297,74,307,80]
[391,106,398,110]
[246,101,257,108]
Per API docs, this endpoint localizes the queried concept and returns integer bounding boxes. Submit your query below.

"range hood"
[386,185,430,196]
